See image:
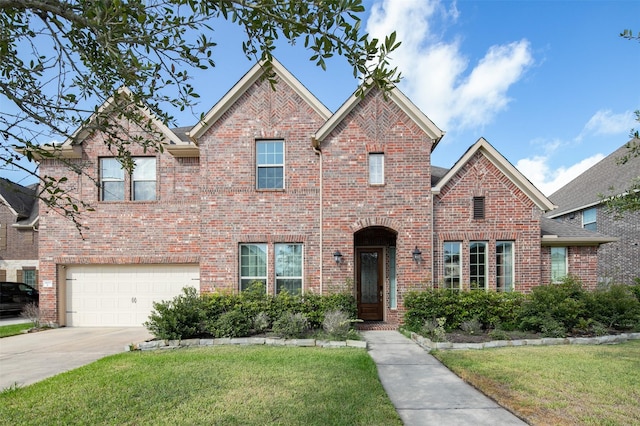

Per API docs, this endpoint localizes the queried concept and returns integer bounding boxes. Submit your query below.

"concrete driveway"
[0,327,152,389]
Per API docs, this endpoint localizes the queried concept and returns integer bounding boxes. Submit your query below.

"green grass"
[0,346,401,425]
[434,340,640,425]
[0,322,32,338]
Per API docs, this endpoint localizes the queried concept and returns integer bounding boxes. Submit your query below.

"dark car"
[0,281,39,316]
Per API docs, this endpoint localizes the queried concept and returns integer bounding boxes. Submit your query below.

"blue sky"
[3,0,639,196]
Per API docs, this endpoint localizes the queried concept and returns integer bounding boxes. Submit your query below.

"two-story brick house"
[35,59,614,327]
[0,178,39,286]
[547,141,639,285]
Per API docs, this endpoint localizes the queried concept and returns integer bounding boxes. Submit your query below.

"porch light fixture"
[412,246,423,263]
[333,250,344,264]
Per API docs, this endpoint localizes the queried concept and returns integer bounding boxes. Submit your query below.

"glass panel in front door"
[361,251,378,304]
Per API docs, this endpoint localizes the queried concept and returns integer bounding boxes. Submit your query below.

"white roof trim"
[313,82,444,144]
[188,58,332,142]
[541,235,619,246]
[62,87,183,147]
[432,138,556,212]
[546,201,602,219]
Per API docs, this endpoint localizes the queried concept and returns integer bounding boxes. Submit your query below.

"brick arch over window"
[350,217,402,234]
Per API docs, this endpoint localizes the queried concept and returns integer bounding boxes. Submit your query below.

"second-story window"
[582,208,597,231]
[132,157,157,201]
[100,157,156,201]
[100,158,125,201]
[256,140,284,190]
[369,153,384,185]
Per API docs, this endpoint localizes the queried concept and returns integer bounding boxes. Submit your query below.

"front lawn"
[434,340,640,425]
[0,323,32,338]
[0,346,401,425]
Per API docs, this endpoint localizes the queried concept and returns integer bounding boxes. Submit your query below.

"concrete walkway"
[361,331,527,426]
[0,327,152,389]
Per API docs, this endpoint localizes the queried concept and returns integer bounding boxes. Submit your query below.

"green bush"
[586,284,640,329]
[252,312,271,334]
[518,277,588,334]
[144,287,206,340]
[629,280,640,301]
[404,289,524,332]
[146,287,357,340]
[322,309,354,340]
[211,310,252,338]
[272,312,309,338]
[420,317,447,342]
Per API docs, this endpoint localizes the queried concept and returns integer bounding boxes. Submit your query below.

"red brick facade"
[0,203,38,283]
[35,61,604,325]
[433,152,543,293]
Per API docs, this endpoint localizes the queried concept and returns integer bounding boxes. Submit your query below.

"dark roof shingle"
[548,139,640,217]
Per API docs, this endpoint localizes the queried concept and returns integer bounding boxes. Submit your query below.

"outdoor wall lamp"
[412,246,423,263]
[333,250,344,264]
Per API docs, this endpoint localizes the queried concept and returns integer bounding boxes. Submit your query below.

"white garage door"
[66,264,199,327]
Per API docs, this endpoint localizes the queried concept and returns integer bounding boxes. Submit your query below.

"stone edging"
[410,332,640,352]
[127,337,367,352]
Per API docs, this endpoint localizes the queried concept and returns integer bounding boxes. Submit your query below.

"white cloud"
[516,153,605,196]
[366,0,533,131]
[576,109,636,141]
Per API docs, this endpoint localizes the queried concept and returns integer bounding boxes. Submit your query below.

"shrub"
[404,289,524,332]
[144,287,206,340]
[518,277,587,334]
[585,284,640,329]
[488,328,510,341]
[539,316,566,338]
[631,281,640,301]
[252,311,271,334]
[460,317,482,334]
[20,303,43,328]
[322,309,353,340]
[212,310,252,338]
[272,312,309,338]
[420,317,447,342]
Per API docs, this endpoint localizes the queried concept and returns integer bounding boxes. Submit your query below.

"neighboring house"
[34,59,615,327]
[547,141,640,285]
[0,178,39,285]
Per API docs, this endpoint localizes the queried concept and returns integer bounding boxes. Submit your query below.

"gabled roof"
[188,58,332,142]
[432,138,556,212]
[312,82,444,148]
[0,178,37,220]
[540,217,618,246]
[431,165,449,186]
[29,87,193,159]
[547,139,640,218]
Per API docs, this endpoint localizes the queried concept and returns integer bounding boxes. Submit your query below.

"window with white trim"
[100,157,156,201]
[582,208,597,231]
[100,158,125,201]
[239,244,267,292]
[369,153,384,185]
[275,243,303,294]
[132,157,157,200]
[256,140,284,189]
[551,247,568,283]
[443,242,461,290]
[469,241,487,290]
[496,241,514,292]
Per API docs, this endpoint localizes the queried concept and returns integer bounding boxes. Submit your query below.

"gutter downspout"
[312,137,323,295]
[430,147,436,291]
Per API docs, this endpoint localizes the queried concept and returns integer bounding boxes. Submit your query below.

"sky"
[2,0,639,196]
